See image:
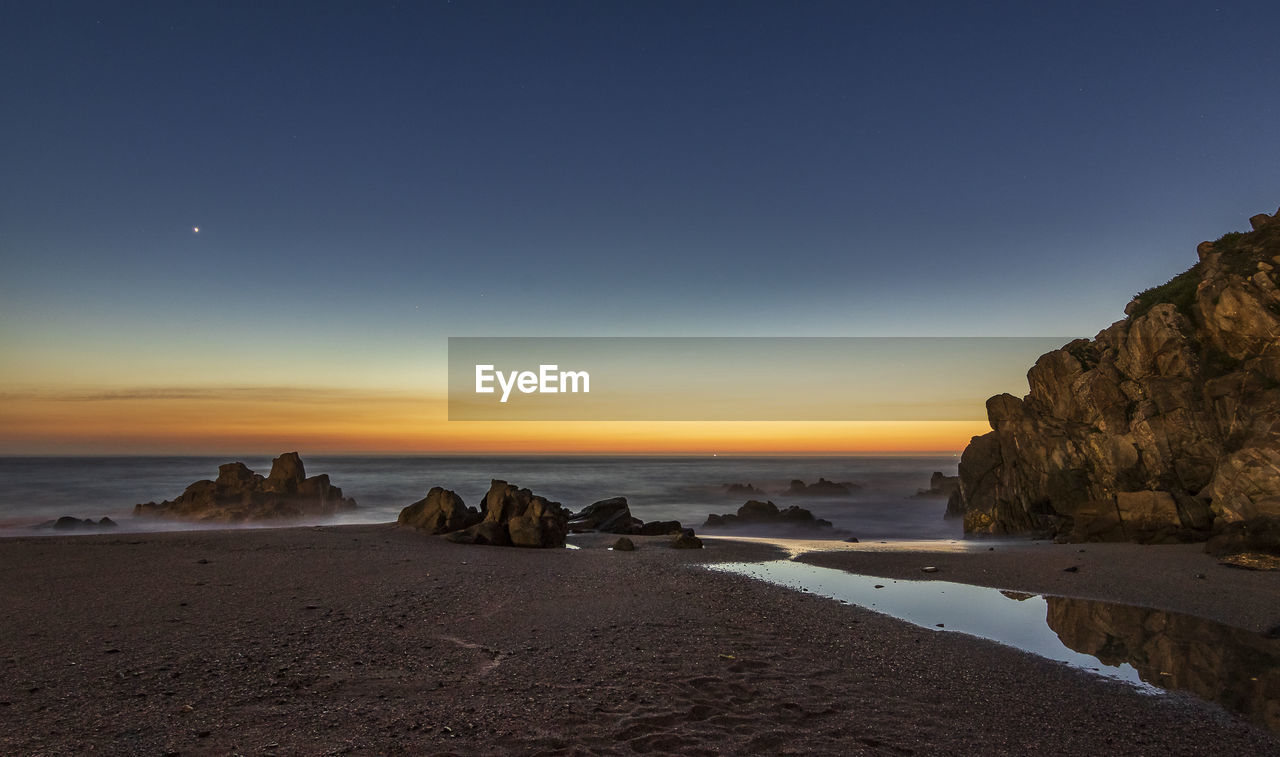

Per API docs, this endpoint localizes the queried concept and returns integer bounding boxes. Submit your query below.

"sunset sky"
[2,1,1278,454]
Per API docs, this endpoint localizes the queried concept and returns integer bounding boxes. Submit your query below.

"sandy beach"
[0,524,1276,756]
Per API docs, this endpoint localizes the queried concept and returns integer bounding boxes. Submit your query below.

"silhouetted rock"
[785,478,857,497]
[722,483,765,497]
[638,520,684,535]
[566,497,683,536]
[914,472,962,520]
[568,497,641,534]
[132,452,357,522]
[703,500,833,529]
[398,487,481,534]
[612,537,635,551]
[956,209,1280,543]
[672,532,703,549]
[37,516,119,531]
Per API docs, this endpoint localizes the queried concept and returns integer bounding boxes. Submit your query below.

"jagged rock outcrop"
[445,480,570,548]
[397,487,481,534]
[132,452,357,522]
[956,208,1280,543]
[566,497,685,535]
[785,478,858,497]
[36,516,118,531]
[704,500,833,529]
[568,497,642,533]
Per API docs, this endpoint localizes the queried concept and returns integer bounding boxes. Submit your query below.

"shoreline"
[1,523,1276,754]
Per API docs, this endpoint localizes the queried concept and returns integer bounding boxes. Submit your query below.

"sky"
[1,1,1278,454]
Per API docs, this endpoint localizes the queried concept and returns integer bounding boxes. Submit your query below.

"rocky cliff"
[957,207,1280,543]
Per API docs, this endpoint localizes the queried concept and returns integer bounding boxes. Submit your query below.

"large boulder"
[481,480,569,548]
[568,497,642,533]
[955,209,1280,543]
[132,452,357,522]
[398,487,481,534]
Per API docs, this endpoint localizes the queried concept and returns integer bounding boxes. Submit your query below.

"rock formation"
[36,516,118,531]
[956,208,1280,543]
[133,452,357,522]
[785,478,858,497]
[442,480,570,548]
[704,500,833,529]
[397,487,481,534]
[567,497,684,535]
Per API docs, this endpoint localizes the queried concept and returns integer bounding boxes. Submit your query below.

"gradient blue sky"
[1,1,1278,450]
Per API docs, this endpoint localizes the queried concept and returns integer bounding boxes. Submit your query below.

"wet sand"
[0,524,1276,755]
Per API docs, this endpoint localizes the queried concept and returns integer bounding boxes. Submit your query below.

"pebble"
[1063,566,1079,573]
[921,567,939,573]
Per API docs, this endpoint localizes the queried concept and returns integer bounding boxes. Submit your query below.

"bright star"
[192,226,200,233]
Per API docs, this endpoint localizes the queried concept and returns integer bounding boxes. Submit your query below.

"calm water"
[0,455,962,538]
[708,560,1280,734]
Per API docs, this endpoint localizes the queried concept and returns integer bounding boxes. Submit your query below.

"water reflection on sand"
[708,559,1280,734]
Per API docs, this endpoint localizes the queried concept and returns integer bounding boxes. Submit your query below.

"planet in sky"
[192,226,199,233]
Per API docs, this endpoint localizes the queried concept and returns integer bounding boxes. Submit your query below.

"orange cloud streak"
[0,388,988,455]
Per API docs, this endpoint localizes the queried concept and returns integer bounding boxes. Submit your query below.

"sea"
[0,455,964,540]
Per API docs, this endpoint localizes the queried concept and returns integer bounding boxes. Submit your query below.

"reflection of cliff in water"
[1046,596,1280,734]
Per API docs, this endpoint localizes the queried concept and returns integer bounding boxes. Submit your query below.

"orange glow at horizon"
[0,389,989,455]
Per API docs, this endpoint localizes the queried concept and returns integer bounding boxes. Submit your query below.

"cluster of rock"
[912,472,964,518]
[704,500,833,529]
[397,480,568,548]
[785,478,858,497]
[955,208,1280,547]
[133,452,357,522]
[566,497,685,536]
[35,516,118,531]
[398,482,698,549]
[721,478,858,498]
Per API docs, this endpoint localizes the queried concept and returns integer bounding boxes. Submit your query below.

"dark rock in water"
[722,483,765,497]
[954,209,1280,544]
[568,497,642,534]
[398,487,481,535]
[916,471,961,499]
[740,500,779,521]
[703,500,833,529]
[37,516,119,531]
[638,520,684,536]
[132,452,357,522]
[785,478,858,497]
[844,537,859,543]
[672,532,703,549]
[612,537,635,551]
